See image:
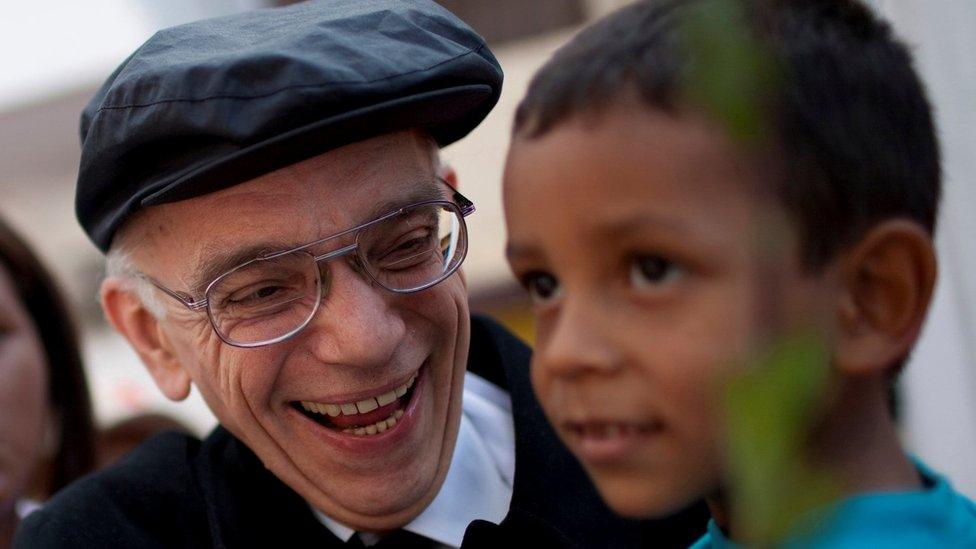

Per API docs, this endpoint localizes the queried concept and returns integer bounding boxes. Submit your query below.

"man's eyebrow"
[362,182,447,222]
[189,242,286,296]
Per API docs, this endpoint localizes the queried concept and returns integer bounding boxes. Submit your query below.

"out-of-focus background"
[0,0,972,497]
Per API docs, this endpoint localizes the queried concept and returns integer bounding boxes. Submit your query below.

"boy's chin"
[588,471,704,519]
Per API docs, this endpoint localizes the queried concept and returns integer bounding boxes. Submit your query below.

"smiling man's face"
[110,131,470,531]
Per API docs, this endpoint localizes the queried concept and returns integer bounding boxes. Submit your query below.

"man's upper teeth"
[301,373,416,416]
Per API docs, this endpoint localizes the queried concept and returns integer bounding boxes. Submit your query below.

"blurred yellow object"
[481,304,536,346]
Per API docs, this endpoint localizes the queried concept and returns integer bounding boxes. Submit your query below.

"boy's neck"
[810,375,921,494]
[709,375,921,540]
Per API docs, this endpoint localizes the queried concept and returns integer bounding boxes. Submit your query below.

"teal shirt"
[690,461,976,548]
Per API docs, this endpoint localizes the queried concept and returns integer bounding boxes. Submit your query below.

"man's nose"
[535,293,622,379]
[301,259,406,367]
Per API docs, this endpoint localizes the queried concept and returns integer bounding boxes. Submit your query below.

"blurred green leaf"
[678,0,778,144]
[723,333,842,545]
[678,4,841,542]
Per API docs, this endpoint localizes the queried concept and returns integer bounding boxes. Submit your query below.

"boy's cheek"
[528,360,561,424]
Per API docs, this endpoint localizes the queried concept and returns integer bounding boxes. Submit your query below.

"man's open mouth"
[293,370,419,436]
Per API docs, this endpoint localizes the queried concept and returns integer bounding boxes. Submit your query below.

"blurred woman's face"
[0,265,49,514]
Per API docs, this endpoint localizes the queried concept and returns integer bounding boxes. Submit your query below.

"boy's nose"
[536,296,621,378]
[301,260,406,369]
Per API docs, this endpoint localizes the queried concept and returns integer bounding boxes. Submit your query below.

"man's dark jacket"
[16,316,708,548]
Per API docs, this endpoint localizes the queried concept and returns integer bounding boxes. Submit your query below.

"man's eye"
[228,284,286,306]
[629,255,682,290]
[375,228,436,269]
[387,236,425,257]
[522,272,561,305]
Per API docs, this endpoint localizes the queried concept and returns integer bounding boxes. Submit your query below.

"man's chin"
[294,429,452,532]
[268,431,447,532]
[265,368,456,531]
[307,473,443,532]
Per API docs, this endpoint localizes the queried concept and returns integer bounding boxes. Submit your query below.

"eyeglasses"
[144,187,475,348]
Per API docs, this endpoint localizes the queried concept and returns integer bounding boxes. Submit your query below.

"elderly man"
[16,1,707,547]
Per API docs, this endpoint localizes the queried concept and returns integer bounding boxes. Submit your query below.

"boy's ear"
[100,278,192,401]
[833,220,937,376]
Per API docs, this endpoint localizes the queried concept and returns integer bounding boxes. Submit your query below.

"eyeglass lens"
[206,202,466,347]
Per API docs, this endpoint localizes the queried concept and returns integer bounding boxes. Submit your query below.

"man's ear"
[100,278,192,401]
[437,164,466,287]
[439,164,458,189]
[833,220,937,376]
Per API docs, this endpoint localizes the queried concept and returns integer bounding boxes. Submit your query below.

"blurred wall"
[869,0,976,498]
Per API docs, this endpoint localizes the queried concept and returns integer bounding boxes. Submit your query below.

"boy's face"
[503,105,833,517]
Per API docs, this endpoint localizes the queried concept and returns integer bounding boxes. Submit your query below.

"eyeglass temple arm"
[452,190,476,216]
[143,275,208,310]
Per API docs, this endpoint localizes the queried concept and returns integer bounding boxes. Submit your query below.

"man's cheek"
[444,276,469,318]
[402,276,466,326]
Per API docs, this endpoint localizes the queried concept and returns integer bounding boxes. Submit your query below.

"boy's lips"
[561,419,665,464]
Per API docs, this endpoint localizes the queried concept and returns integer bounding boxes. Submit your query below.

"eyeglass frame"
[138,185,476,348]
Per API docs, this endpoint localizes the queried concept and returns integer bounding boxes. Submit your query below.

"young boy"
[503,0,976,546]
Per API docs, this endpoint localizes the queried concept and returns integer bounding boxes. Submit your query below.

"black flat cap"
[77,0,502,252]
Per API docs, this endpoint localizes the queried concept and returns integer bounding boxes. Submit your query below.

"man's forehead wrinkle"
[396,133,438,180]
[171,207,294,293]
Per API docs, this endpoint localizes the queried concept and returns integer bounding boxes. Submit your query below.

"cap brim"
[142,83,494,206]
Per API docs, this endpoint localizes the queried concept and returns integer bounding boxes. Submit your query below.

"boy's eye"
[629,255,682,290]
[522,272,561,305]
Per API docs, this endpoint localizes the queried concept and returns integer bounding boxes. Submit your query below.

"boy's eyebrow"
[504,241,542,263]
[592,212,690,240]
[505,213,693,262]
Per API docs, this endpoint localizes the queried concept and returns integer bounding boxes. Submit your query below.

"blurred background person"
[0,217,96,548]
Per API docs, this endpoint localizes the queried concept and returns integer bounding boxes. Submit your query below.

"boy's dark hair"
[514,0,941,270]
